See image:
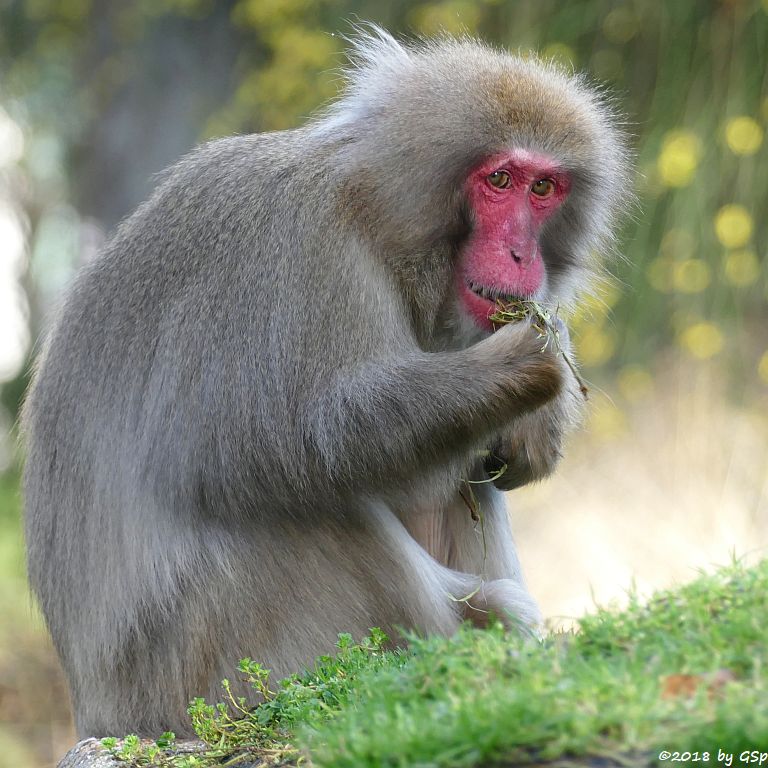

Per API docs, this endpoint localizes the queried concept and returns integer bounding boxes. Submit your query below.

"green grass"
[104,559,768,767]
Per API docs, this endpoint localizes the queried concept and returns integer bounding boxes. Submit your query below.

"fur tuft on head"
[313,26,633,308]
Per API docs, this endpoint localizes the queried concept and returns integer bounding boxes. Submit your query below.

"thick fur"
[22,29,631,737]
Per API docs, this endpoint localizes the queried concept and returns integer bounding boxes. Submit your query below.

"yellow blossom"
[714,205,753,248]
[723,249,760,287]
[678,322,724,360]
[725,116,764,155]
[657,130,702,187]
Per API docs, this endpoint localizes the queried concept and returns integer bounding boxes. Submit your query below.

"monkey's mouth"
[467,281,527,305]
[458,276,535,332]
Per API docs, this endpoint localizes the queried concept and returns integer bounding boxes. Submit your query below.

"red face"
[456,149,571,331]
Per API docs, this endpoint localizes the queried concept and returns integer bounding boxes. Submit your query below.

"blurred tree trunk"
[72,1,247,232]
[3,2,253,423]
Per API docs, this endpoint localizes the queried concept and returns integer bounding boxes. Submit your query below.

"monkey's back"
[22,128,405,735]
[24,127,365,522]
[24,131,293,531]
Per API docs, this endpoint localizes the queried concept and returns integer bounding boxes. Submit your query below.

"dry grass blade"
[488,300,589,400]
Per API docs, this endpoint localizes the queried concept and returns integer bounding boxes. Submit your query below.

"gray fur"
[22,28,631,737]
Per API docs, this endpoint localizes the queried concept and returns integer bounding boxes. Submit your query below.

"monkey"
[21,28,631,738]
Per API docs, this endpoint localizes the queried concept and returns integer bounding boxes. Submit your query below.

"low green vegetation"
[103,559,768,767]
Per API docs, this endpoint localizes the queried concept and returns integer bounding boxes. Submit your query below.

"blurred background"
[0,0,767,764]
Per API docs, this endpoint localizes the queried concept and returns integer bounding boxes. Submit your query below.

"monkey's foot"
[461,578,543,636]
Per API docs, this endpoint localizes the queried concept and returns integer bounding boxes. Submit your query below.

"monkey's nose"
[510,247,535,267]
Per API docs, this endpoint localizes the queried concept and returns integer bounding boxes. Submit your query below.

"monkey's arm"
[305,322,563,494]
[484,321,584,491]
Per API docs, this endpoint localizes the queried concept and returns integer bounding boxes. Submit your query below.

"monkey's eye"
[531,179,556,198]
[487,170,512,189]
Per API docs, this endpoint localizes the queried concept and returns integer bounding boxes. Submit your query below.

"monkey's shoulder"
[153,128,323,193]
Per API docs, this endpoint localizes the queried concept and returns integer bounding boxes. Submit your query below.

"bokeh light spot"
[577,326,616,367]
[723,249,760,287]
[617,365,654,402]
[678,322,724,360]
[0,110,24,168]
[582,279,622,314]
[657,131,702,187]
[602,7,639,43]
[596,279,622,309]
[588,398,627,440]
[0,204,29,381]
[570,279,621,329]
[725,116,763,155]
[647,257,674,292]
[660,228,696,259]
[758,351,768,384]
[714,205,753,248]
[673,259,710,293]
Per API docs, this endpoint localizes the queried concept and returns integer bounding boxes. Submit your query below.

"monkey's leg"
[77,501,489,738]
[396,468,542,633]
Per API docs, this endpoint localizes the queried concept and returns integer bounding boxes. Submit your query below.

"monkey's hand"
[484,320,584,491]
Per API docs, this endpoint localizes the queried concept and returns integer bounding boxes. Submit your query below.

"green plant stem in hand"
[488,299,589,400]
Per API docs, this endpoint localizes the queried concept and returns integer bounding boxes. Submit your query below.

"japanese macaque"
[22,29,631,737]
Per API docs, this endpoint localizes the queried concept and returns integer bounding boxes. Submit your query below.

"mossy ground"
[104,559,768,768]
